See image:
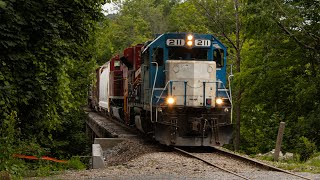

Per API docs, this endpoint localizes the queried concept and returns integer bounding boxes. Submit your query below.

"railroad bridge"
[85,108,137,140]
[84,107,137,169]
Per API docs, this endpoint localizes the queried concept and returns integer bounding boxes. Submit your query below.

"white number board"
[166,39,185,46]
[195,39,211,47]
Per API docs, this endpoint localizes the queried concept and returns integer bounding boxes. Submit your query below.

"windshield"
[168,47,208,60]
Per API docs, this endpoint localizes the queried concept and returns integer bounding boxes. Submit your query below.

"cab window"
[152,48,164,66]
[213,49,224,67]
[168,48,208,60]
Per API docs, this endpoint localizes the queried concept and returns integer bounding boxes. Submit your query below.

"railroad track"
[86,109,312,179]
[174,147,311,180]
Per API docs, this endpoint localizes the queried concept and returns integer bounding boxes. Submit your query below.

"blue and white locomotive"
[91,32,233,147]
[128,33,233,146]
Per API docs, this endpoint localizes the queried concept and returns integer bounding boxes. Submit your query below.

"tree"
[0,0,104,169]
[96,0,179,62]
[238,0,320,154]
[167,1,210,33]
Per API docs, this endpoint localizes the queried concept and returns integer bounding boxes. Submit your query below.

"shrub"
[295,136,316,161]
[67,157,87,170]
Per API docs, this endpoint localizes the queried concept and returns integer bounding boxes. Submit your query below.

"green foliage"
[167,1,209,33]
[238,0,320,155]
[306,152,320,168]
[0,0,103,176]
[95,0,180,64]
[0,112,28,177]
[30,161,68,177]
[67,157,87,170]
[296,137,316,162]
[95,18,115,64]
[51,109,91,157]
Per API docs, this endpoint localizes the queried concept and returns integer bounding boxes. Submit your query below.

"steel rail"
[174,147,250,180]
[213,147,311,180]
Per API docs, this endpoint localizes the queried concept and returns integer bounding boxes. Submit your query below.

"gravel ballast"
[31,139,320,180]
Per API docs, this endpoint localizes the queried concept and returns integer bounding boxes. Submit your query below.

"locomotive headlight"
[187,35,193,41]
[216,98,223,105]
[186,35,193,46]
[167,97,175,105]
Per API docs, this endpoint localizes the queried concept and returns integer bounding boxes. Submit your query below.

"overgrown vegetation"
[256,152,320,173]
[240,0,320,159]
[0,0,104,177]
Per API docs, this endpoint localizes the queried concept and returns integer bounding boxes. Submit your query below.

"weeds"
[255,152,320,173]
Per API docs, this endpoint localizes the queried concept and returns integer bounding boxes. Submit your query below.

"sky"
[102,2,118,15]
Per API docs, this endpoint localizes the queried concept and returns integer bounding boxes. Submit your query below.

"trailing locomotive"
[89,32,233,147]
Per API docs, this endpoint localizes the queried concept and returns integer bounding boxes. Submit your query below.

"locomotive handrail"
[155,80,186,123]
[205,80,233,123]
[202,81,232,106]
[228,64,234,123]
[155,80,187,104]
[153,80,232,124]
[142,34,164,54]
[150,61,159,123]
[155,80,232,106]
[155,80,171,104]
[128,77,141,85]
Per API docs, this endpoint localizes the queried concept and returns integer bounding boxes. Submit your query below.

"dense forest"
[0,0,104,176]
[1,0,319,177]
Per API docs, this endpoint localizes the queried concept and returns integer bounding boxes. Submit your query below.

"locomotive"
[89,32,233,147]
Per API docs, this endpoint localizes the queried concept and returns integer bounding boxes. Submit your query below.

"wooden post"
[274,122,285,161]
